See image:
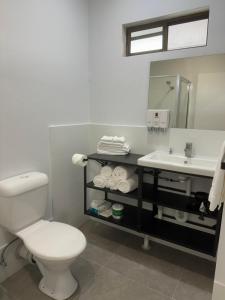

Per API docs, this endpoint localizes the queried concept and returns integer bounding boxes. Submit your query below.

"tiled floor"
[2,220,215,300]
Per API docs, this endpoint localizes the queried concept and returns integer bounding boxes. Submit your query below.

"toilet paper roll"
[72,154,88,167]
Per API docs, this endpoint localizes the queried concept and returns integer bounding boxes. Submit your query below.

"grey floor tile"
[80,220,132,266]
[0,285,18,300]
[107,235,182,297]
[74,265,170,300]
[172,265,214,300]
[80,241,115,266]
[110,280,171,300]
[80,220,131,251]
[2,264,49,300]
[71,257,101,296]
[106,247,181,297]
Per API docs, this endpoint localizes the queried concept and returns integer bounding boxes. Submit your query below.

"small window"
[126,11,209,56]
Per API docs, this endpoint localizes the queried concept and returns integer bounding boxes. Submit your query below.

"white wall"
[0,0,89,282]
[49,124,90,227]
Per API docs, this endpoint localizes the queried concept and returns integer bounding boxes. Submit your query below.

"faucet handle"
[185,142,192,149]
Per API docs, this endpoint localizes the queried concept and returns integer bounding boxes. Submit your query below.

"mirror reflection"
[148,54,225,130]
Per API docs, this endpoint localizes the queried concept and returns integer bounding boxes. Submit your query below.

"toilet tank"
[0,172,48,233]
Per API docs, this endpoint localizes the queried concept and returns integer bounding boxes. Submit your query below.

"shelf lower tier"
[141,210,215,256]
[86,181,217,220]
[85,201,139,231]
[85,206,216,256]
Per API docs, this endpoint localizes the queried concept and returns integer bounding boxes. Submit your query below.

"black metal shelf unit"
[84,153,222,257]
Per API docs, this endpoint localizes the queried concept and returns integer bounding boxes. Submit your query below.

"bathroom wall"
[88,1,225,299]
[49,124,90,227]
[89,0,225,126]
[0,0,89,282]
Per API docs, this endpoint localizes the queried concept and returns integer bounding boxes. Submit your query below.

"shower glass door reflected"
[149,75,178,127]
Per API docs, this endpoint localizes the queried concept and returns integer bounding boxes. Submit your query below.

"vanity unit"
[84,153,222,257]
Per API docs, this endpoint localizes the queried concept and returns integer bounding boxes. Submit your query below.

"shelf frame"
[84,153,222,257]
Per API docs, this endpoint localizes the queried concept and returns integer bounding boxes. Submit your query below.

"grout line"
[171,265,184,300]
[100,263,170,299]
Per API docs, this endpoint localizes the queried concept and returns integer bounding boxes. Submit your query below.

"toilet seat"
[16,220,87,261]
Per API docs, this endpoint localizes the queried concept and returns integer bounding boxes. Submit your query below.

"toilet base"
[39,277,77,300]
[37,260,78,300]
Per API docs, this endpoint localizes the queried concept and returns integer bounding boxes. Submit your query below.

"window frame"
[126,11,209,56]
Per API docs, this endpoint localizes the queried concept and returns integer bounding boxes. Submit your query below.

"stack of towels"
[93,165,138,193]
[97,136,130,155]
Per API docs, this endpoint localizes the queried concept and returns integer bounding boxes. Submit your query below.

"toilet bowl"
[0,172,87,300]
[16,220,87,300]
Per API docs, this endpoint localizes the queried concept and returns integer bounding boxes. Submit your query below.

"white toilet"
[0,172,87,300]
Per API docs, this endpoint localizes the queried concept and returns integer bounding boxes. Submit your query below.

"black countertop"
[88,153,143,166]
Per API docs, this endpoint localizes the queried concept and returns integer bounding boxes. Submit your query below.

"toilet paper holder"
[72,153,109,167]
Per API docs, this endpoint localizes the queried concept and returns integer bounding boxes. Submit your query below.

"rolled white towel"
[93,175,107,188]
[105,178,111,189]
[100,165,114,178]
[112,166,135,180]
[118,175,138,193]
[108,177,120,190]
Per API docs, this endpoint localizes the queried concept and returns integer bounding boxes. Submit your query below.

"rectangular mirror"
[148,54,225,130]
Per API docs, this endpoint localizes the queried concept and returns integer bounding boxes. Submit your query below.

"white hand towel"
[108,177,120,190]
[209,141,225,211]
[118,175,138,194]
[93,175,107,188]
[112,166,135,180]
[100,165,114,178]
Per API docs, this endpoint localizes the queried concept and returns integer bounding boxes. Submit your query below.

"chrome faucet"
[184,142,193,158]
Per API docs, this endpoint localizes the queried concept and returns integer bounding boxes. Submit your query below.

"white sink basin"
[138,151,217,177]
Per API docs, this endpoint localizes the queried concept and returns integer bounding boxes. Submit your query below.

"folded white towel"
[118,175,138,194]
[101,136,125,143]
[98,141,127,148]
[93,175,107,188]
[97,138,130,156]
[90,199,105,209]
[97,149,129,156]
[97,142,130,152]
[112,166,135,180]
[108,177,120,190]
[100,165,114,178]
[97,201,112,213]
[209,141,225,211]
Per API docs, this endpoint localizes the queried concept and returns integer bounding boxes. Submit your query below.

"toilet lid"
[20,221,87,261]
